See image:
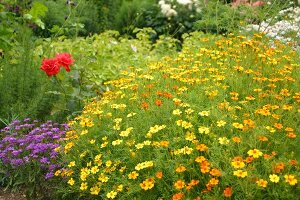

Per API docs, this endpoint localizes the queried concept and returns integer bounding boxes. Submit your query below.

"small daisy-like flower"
[269,174,280,183]
[106,190,117,199]
[216,120,227,127]
[256,179,268,188]
[247,149,263,158]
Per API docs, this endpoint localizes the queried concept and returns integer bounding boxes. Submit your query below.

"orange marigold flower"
[285,127,294,132]
[223,187,233,197]
[141,102,149,110]
[174,180,186,190]
[195,156,206,163]
[232,137,241,143]
[289,160,298,166]
[274,162,285,173]
[287,132,296,138]
[232,156,243,162]
[258,136,268,142]
[200,165,210,173]
[163,92,172,99]
[274,123,283,129]
[172,192,184,200]
[210,168,221,177]
[160,141,169,147]
[156,171,163,179]
[141,93,149,98]
[196,144,208,151]
[245,156,254,163]
[282,105,293,110]
[264,154,272,160]
[256,179,268,188]
[209,178,219,185]
[155,99,163,106]
[176,166,187,173]
[186,179,200,190]
[146,84,153,89]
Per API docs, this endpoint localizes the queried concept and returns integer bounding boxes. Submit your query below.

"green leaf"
[34,18,45,29]
[29,2,48,20]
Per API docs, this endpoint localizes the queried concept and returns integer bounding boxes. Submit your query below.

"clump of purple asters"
[0,118,69,180]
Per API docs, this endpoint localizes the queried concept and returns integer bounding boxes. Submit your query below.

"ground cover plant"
[54,33,300,199]
[0,119,69,198]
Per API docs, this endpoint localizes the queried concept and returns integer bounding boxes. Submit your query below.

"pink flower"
[40,58,60,77]
[55,53,74,72]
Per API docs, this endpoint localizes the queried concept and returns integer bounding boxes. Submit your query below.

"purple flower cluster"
[0,119,69,179]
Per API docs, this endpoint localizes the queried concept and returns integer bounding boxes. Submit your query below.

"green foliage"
[0,26,57,126]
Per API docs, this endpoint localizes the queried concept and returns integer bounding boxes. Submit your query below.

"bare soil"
[0,187,26,200]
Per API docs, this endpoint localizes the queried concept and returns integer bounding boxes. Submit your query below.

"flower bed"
[54,33,299,199]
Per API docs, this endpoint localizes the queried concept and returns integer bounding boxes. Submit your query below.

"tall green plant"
[0,25,58,127]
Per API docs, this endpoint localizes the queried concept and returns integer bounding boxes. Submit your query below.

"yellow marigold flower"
[135,143,144,149]
[101,141,108,148]
[172,109,182,115]
[117,185,123,192]
[269,174,280,183]
[80,129,88,135]
[233,170,248,178]
[135,161,154,171]
[91,166,99,174]
[247,149,263,158]
[231,160,245,169]
[216,120,226,127]
[256,179,268,188]
[128,171,139,179]
[106,190,117,199]
[89,139,95,144]
[67,178,75,186]
[198,126,210,134]
[112,139,123,146]
[174,180,186,190]
[266,126,276,133]
[284,175,298,185]
[127,112,137,118]
[185,108,194,115]
[218,137,229,145]
[54,170,61,176]
[232,122,244,129]
[199,111,210,116]
[140,178,155,190]
[98,173,109,182]
[80,182,88,191]
[185,131,196,141]
[90,185,100,195]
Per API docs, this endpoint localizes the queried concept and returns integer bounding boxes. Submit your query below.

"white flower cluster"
[245,6,300,44]
[158,0,201,18]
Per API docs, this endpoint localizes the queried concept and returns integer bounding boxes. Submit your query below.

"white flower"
[177,0,192,5]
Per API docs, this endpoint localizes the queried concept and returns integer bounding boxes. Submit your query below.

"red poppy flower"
[55,53,74,72]
[40,58,60,77]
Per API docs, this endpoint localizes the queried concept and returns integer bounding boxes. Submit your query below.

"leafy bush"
[0,119,68,198]
[54,33,300,199]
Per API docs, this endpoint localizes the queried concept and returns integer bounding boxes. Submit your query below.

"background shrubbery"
[0,1,299,198]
